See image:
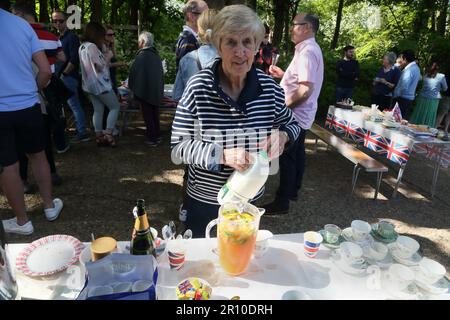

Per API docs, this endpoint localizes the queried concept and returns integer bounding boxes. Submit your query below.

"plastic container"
[217,151,269,205]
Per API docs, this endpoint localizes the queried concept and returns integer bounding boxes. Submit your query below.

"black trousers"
[276,128,308,206]
[393,97,414,120]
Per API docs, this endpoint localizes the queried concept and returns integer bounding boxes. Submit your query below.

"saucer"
[342,227,374,248]
[330,250,368,276]
[382,272,423,300]
[411,267,449,295]
[319,230,344,249]
[370,223,398,243]
[387,243,422,266]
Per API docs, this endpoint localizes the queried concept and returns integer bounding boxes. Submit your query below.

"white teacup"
[88,285,114,298]
[418,257,446,284]
[387,264,414,291]
[369,242,388,261]
[340,242,365,266]
[351,220,371,241]
[395,236,419,259]
[254,230,273,259]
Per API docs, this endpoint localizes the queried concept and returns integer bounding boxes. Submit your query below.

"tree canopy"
[14,0,450,111]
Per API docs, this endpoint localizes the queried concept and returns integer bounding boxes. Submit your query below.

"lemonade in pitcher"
[218,209,258,275]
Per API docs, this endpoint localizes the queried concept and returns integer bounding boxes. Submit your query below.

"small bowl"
[282,290,312,300]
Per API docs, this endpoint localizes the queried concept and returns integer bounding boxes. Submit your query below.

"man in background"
[393,50,421,120]
[264,13,324,215]
[52,9,90,143]
[336,45,359,102]
[174,0,208,71]
[0,3,63,235]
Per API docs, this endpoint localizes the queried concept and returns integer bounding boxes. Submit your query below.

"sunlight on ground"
[355,187,388,201]
[383,176,429,201]
[144,169,184,186]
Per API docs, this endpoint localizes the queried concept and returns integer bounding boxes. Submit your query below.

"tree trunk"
[331,0,344,50]
[130,0,139,26]
[142,0,152,29]
[431,10,436,32]
[284,2,291,55]
[272,0,285,49]
[437,0,448,36]
[91,0,102,23]
[39,0,49,22]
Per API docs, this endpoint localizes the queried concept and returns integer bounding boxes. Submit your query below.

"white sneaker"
[2,217,34,235]
[179,204,187,222]
[44,198,63,221]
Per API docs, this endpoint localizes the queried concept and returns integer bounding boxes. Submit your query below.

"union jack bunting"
[413,144,450,168]
[386,140,411,165]
[325,113,335,129]
[345,122,366,143]
[363,131,390,154]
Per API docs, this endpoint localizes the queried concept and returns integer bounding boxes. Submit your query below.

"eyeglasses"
[106,33,115,36]
[52,19,65,24]
[191,11,202,15]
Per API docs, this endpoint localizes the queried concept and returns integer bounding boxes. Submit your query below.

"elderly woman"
[128,32,164,146]
[79,22,120,147]
[171,5,300,237]
[173,9,219,101]
[371,52,401,110]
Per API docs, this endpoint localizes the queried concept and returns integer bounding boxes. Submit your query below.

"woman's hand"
[259,131,289,160]
[223,148,252,172]
[269,65,285,79]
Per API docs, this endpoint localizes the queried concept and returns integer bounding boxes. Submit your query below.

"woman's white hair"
[138,31,154,48]
[211,5,265,53]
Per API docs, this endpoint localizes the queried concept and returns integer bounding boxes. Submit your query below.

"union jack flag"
[345,122,366,143]
[386,140,411,165]
[363,131,390,154]
[426,145,450,168]
[325,113,335,130]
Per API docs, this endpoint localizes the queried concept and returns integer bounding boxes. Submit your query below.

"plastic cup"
[167,240,186,270]
[303,231,323,258]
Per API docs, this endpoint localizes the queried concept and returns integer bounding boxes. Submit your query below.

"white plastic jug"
[217,151,270,205]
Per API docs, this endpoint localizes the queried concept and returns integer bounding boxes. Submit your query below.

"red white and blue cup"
[167,240,186,270]
[303,231,323,258]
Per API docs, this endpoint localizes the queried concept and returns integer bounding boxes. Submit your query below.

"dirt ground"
[1,115,449,276]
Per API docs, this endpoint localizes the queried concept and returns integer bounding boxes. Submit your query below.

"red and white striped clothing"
[30,23,62,73]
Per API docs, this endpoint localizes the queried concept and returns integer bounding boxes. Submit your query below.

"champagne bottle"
[130,199,156,257]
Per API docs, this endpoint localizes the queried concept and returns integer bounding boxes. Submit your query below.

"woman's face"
[218,33,256,78]
[382,56,391,67]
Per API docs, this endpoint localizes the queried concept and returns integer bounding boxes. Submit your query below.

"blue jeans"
[336,87,353,102]
[61,75,87,136]
[276,129,307,206]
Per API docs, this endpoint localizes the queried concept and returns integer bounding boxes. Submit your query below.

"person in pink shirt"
[263,12,324,215]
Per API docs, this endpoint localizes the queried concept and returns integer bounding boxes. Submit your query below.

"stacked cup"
[303,231,323,258]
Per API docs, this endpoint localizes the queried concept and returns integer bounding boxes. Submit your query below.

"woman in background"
[410,61,448,127]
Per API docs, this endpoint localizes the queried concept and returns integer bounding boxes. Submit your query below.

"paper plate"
[16,235,84,277]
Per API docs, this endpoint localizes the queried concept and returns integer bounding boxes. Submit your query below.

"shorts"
[0,104,45,167]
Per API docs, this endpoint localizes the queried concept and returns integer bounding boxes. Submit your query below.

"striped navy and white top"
[171,59,300,205]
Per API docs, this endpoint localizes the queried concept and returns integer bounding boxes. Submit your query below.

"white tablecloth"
[6,234,450,300]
